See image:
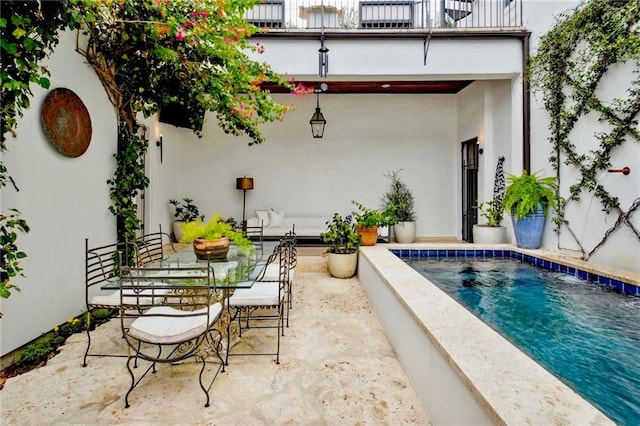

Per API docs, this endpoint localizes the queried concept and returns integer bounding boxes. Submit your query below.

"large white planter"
[393,221,416,243]
[327,252,358,278]
[472,224,507,244]
[172,221,185,243]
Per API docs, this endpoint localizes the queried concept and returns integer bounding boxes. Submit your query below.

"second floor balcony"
[245,0,523,31]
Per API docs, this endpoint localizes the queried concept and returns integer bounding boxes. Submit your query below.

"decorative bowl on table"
[193,237,229,261]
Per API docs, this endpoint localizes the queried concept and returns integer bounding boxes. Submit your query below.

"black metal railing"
[245,0,523,30]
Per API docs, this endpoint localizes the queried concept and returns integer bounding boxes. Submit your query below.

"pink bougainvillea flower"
[290,82,309,97]
[177,29,184,41]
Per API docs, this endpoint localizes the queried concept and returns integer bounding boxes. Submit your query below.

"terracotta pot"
[357,225,378,246]
[193,237,230,261]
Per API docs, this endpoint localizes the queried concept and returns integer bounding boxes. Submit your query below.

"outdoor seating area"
[82,225,302,407]
[0,252,431,424]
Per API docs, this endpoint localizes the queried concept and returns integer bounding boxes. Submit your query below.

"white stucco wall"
[1,30,117,355]
[2,0,638,358]
[251,36,523,78]
[150,93,460,238]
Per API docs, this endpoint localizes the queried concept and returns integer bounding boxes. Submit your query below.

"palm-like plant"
[503,170,557,220]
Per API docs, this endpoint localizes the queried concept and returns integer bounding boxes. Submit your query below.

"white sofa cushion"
[246,215,328,237]
[268,209,285,227]
[255,209,270,227]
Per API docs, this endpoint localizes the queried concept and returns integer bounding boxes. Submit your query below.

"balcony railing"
[245,0,523,30]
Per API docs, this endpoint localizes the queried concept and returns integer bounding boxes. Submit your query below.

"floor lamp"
[236,176,254,230]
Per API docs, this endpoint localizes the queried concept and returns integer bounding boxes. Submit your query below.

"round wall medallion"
[41,88,92,158]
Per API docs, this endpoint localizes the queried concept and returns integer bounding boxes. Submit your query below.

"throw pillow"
[255,210,270,227]
[268,209,285,227]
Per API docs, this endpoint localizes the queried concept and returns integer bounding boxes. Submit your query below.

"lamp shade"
[236,176,254,190]
[309,108,326,138]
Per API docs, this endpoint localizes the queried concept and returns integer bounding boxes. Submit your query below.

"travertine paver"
[0,256,431,425]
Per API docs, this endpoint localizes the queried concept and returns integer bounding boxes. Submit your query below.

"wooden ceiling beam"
[261,80,473,94]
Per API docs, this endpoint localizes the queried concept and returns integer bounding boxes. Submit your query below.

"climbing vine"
[71,0,302,245]
[528,0,640,260]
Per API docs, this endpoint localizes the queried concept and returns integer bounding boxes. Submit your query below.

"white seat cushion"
[90,285,169,307]
[229,282,282,306]
[259,264,295,282]
[128,303,222,344]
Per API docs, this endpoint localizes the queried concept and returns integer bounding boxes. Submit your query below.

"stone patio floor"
[0,256,431,425]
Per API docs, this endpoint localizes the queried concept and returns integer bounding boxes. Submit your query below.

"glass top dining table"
[101,240,278,290]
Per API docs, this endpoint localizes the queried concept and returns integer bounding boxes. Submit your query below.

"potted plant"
[502,170,558,249]
[381,170,417,243]
[473,199,507,244]
[320,213,361,278]
[351,201,394,246]
[180,215,251,261]
[169,197,204,242]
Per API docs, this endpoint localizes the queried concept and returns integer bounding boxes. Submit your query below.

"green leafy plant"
[0,209,30,317]
[13,311,109,373]
[476,199,504,227]
[1,1,79,146]
[351,201,394,228]
[503,170,558,220]
[381,170,416,222]
[320,213,361,254]
[169,198,204,222]
[180,215,251,248]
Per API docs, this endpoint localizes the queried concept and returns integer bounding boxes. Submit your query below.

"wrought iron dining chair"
[133,225,176,266]
[83,239,168,367]
[255,230,297,325]
[119,265,224,408]
[226,239,288,365]
[242,223,264,260]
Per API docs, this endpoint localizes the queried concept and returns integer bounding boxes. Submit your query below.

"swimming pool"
[358,245,627,424]
[406,257,640,425]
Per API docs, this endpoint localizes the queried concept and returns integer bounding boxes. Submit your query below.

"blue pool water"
[407,257,640,425]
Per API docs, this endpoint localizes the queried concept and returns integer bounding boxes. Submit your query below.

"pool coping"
[358,244,619,425]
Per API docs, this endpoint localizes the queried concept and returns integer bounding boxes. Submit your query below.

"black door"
[461,138,479,242]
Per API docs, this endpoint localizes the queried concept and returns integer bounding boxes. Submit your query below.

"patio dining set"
[82,226,297,408]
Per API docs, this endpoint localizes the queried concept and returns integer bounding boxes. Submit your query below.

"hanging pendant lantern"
[309,90,326,138]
